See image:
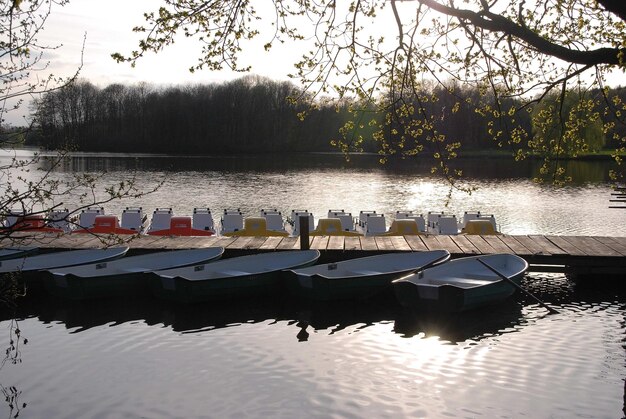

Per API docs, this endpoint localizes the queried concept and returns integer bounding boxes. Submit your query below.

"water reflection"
[6,148,619,184]
[0,272,624,418]
[0,276,574,344]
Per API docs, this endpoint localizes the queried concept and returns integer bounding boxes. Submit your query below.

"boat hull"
[46,272,152,300]
[152,250,321,303]
[392,254,528,312]
[393,276,520,312]
[284,271,415,301]
[152,271,283,303]
[43,248,225,300]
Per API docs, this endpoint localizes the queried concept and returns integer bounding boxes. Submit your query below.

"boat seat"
[310,218,362,236]
[121,207,145,231]
[429,277,492,288]
[78,206,104,229]
[48,209,72,232]
[148,208,173,232]
[381,219,421,236]
[221,209,244,233]
[261,210,285,231]
[193,208,215,231]
[433,214,459,235]
[357,211,377,228]
[460,211,481,229]
[289,210,315,236]
[327,210,354,231]
[364,214,386,235]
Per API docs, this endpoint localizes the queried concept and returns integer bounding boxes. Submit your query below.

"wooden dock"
[4,233,626,277]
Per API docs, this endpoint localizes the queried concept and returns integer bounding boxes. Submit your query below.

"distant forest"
[27,75,626,155]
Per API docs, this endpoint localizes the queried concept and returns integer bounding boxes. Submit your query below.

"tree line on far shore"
[26,75,625,156]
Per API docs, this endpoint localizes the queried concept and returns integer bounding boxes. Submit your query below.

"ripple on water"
[0,280,624,418]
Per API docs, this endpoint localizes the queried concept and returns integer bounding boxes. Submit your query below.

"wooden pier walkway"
[4,233,626,276]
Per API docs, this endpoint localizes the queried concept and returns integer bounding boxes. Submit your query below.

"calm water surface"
[0,151,624,418]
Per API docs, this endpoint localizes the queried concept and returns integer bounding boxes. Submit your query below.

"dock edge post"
[299,216,310,250]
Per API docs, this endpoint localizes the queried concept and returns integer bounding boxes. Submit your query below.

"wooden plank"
[593,236,626,256]
[481,235,516,254]
[360,236,378,251]
[404,235,429,252]
[498,235,533,256]
[226,236,254,250]
[390,236,412,251]
[344,236,361,251]
[432,235,463,255]
[449,235,480,255]
[510,235,550,255]
[375,236,396,251]
[542,235,584,256]
[246,236,270,250]
[276,237,301,250]
[527,235,569,256]
[327,236,345,251]
[419,234,441,251]
[558,236,621,257]
[310,236,329,250]
[161,237,195,249]
[463,235,496,254]
[259,236,284,250]
[132,236,171,249]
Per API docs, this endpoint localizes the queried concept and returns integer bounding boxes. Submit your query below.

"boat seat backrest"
[48,209,71,230]
[435,215,459,235]
[150,208,173,231]
[358,211,377,227]
[460,211,481,229]
[365,214,386,234]
[327,210,354,231]
[121,208,145,231]
[78,207,104,228]
[426,211,445,225]
[193,208,214,231]
[262,213,284,231]
[290,211,315,235]
[4,209,26,227]
[222,212,244,232]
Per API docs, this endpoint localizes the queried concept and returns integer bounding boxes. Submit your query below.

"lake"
[0,151,624,418]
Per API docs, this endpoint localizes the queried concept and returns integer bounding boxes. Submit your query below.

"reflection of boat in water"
[393,299,525,343]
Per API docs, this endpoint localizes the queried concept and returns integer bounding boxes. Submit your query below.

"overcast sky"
[42,0,298,87]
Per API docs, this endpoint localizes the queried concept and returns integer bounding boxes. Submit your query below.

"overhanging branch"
[419,0,626,66]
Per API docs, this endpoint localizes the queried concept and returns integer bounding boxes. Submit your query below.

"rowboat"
[0,247,37,261]
[284,250,451,300]
[152,249,321,303]
[44,247,225,300]
[0,247,129,273]
[392,253,529,312]
[0,247,129,294]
